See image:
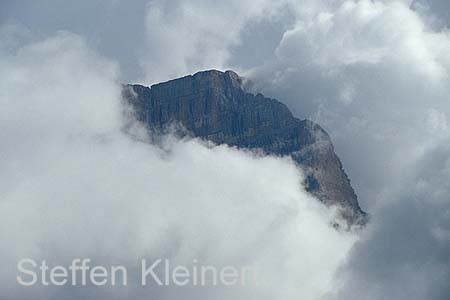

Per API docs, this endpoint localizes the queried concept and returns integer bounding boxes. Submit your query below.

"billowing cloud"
[239,1,450,299]
[247,0,450,196]
[0,29,356,300]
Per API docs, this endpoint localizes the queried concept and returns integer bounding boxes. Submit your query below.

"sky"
[1,0,450,299]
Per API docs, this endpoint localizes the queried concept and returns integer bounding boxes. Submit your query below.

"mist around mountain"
[123,69,367,227]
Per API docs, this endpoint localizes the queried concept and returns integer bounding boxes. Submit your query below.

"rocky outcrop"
[123,70,367,226]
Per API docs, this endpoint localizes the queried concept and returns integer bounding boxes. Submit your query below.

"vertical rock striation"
[123,70,367,226]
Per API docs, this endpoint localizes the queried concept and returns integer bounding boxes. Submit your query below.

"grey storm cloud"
[1,0,450,299]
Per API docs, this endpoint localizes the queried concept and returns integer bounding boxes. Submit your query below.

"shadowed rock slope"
[123,70,367,226]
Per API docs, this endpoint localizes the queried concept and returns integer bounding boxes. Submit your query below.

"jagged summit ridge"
[123,69,367,226]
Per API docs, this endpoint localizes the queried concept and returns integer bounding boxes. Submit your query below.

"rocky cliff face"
[123,70,367,226]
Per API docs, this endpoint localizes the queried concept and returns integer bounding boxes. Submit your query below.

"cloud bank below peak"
[0,29,357,300]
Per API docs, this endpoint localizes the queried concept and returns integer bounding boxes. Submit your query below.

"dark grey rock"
[122,69,367,226]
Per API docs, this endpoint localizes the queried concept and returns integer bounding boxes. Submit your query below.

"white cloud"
[0,29,356,300]
[246,0,450,199]
[236,1,450,299]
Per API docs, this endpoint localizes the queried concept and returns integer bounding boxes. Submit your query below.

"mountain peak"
[123,70,367,227]
[150,69,243,91]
